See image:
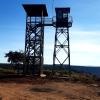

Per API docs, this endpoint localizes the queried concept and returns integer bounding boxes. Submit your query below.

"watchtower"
[23,4,48,76]
[53,8,72,73]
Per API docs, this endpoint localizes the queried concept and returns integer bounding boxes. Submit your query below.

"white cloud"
[71,42,100,53]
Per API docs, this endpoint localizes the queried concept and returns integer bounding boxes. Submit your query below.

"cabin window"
[63,13,67,19]
[57,11,62,19]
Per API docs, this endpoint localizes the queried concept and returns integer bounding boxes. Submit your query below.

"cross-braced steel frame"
[53,21,71,75]
[53,27,70,65]
[24,16,44,76]
[53,27,70,67]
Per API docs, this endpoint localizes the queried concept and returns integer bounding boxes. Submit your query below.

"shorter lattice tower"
[53,8,72,73]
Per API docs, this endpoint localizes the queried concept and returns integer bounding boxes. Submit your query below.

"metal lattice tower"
[53,8,72,74]
[23,4,48,76]
[22,4,72,76]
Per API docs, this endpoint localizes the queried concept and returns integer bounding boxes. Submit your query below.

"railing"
[44,18,53,26]
[44,16,73,27]
[27,16,73,27]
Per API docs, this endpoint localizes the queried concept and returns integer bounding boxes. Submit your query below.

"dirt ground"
[0,76,100,100]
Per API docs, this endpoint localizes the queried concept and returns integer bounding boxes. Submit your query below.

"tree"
[5,50,25,73]
[5,50,25,64]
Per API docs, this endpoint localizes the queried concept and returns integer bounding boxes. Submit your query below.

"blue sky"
[0,0,100,66]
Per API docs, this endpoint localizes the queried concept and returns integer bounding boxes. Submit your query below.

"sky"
[0,0,100,66]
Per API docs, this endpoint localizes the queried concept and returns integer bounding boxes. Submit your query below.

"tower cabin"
[55,8,72,27]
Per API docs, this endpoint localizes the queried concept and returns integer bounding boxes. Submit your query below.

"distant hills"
[71,65,100,77]
[0,63,100,77]
[44,64,100,77]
